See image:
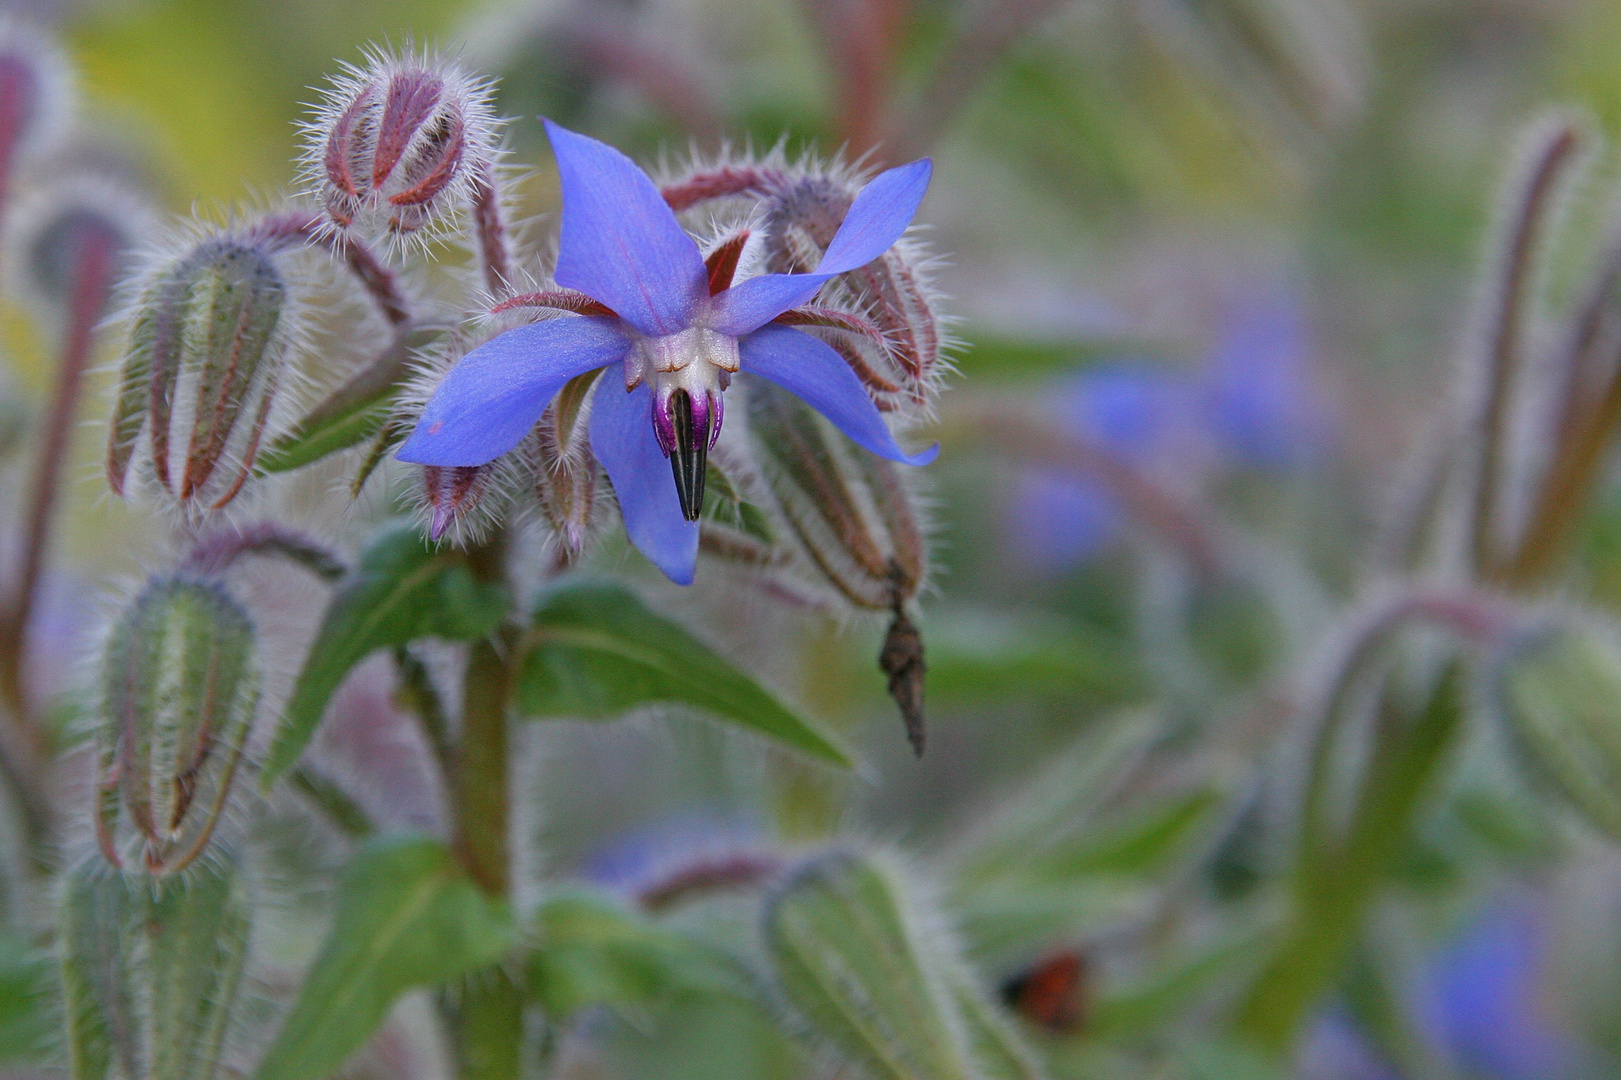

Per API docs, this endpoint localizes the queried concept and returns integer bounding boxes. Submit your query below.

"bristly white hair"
[295,42,505,260]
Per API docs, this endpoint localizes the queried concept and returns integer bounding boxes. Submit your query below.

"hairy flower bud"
[764,849,976,1080]
[524,369,604,562]
[61,851,251,1080]
[746,380,932,750]
[303,48,499,239]
[106,232,295,509]
[4,176,142,321]
[660,157,949,413]
[1495,620,1621,841]
[0,18,73,186]
[95,578,260,874]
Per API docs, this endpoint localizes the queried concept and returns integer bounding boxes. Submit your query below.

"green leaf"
[949,976,1048,1080]
[515,582,850,766]
[261,526,509,784]
[0,932,53,1065]
[765,850,974,1080]
[946,708,1167,886]
[253,834,514,1080]
[527,888,753,1018]
[256,329,431,475]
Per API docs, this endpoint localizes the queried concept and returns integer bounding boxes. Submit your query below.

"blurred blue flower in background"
[1007,288,1326,574]
[1418,900,1589,1080]
[1300,898,1592,1080]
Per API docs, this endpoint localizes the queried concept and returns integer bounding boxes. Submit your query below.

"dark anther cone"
[879,610,927,756]
[669,390,708,521]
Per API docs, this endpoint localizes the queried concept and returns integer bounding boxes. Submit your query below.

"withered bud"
[880,607,926,757]
[746,380,933,751]
[304,49,498,239]
[96,578,260,875]
[106,231,295,511]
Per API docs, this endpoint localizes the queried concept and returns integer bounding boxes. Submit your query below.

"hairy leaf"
[261,526,508,783]
[516,582,850,765]
[254,834,514,1080]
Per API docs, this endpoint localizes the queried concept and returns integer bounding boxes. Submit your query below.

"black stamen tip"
[669,390,708,521]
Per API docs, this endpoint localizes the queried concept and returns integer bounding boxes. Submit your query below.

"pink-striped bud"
[304,49,498,239]
[106,230,296,510]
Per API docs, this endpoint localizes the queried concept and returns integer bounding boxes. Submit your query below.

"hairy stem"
[1468,121,1583,574]
[469,165,512,297]
[448,535,521,1078]
[0,219,119,760]
[1236,664,1466,1056]
[250,210,414,327]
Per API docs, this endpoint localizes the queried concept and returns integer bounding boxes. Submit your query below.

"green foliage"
[253,834,515,1080]
[1497,621,1621,840]
[516,581,851,765]
[260,526,509,783]
[60,854,251,1080]
[0,932,53,1064]
[526,887,752,1018]
[764,849,976,1080]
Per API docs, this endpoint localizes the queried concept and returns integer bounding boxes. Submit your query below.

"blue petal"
[398,316,628,467]
[590,377,699,585]
[708,158,932,337]
[546,120,708,337]
[739,324,937,466]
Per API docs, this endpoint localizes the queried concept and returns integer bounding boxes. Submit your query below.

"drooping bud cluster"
[744,380,932,752]
[60,850,251,1080]
[301,47,500,242]
[106,230,299,511]
[94,577,260,875]
[661,154,951,418]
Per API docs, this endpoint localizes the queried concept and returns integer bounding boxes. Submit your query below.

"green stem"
[1233,663,1466,1055]
[449,598,523,1077]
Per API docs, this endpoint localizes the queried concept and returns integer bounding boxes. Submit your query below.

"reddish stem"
[250,211,414,327]
[0,221,119,749]
[469,164,512,297]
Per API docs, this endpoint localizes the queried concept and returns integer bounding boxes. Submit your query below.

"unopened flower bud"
[106,232,295,509]
[95,578,260,874]
[61,850,251,1078]
[421,463,496,543]
[524,370,604,561]
[304,49,499,238]
[4,176,142,321]
[747,380,932,750]
[658,158,947,412]
[0,19,73,185]
[1496,620,1621,842]
[764,848,975,1080]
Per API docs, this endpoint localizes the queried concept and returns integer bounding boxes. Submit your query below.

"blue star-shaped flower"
[398,121,936,584]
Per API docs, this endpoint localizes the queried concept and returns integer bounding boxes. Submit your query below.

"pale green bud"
[60,852,251,1080]
[107,234,292,510]
[96,578,259,874]
[764,849,974,1080]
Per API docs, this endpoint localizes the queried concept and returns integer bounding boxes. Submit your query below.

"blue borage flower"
[398,121,937,584]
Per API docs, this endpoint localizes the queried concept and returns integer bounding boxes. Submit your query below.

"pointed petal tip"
[902,441,939,468]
